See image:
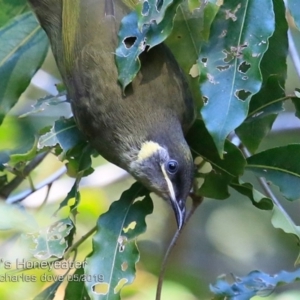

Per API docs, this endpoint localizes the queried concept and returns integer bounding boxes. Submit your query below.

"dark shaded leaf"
[247,144,300,201]
[64,266,90,300]
[0,12,48,125]
[34,280,63,300]
[187,120,246,199]
[84,182,153,300]
[199,0,275,157]
[230,178,273,210]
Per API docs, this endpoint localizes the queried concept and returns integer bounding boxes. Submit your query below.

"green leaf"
[38,117,86,152]
[236,0,288,153]
[199,0,275,157]
[230,178,273,210]
[187,120,246,199]
[20,92,67,118]
[246,145,300,201]
[271,205,300,255]
[9,137,38,165]
[0,0,28,27]
[84,182,153,300]
[34,280,63,300]
[0,11,48,125]
[24,218,73,260]
[287,0,300,30]
[116,0,182,89]
[136,0,174,27]
[64,266,90,300]
[210,269,300,299]
[165,1,219,108]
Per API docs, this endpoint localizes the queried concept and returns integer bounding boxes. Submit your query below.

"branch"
[0,151,49,200]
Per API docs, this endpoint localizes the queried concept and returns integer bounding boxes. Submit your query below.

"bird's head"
[130,139,194,229]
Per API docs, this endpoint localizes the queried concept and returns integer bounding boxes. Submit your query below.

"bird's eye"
[166,160,179,174]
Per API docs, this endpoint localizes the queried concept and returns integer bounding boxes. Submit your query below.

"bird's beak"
[161,164,186,230]
[170,198,186,230]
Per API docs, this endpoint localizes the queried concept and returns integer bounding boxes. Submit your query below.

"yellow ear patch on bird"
[137,141,162,161]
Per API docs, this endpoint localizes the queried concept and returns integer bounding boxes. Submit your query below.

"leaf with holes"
[24,218,73,260]
[136,0,174,28]
[0,12,48,125]
[210,269,300,299]
[84,182,153,300]
[199,0,275,157]
[287,0,300,30]
[236,0,288,153]
[116,0,182,90]
[246,145,300,201]
[165,1,219,109]
[187,120,246,199]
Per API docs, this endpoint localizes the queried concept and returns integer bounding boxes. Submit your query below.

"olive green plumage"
[28,0,195,229]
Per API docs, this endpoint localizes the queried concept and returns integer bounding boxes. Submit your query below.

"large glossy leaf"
[287,0,300,30]
[246,145,300,201]
[187,120,246,199]
[199,0,275,157]
[236,0,288,153]
[0,12,48,125]
[84,182,153,300]
[0,0,28,27]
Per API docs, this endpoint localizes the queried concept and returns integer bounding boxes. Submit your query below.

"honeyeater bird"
[28,0,196,229]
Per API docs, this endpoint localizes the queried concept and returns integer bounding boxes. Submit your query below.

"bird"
[28,0,196,229]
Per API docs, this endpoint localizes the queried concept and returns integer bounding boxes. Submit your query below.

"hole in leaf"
[235,89,251,101]
[202,96,209,105]
[201,57,208,67]
[121,262,128,271]
[118,236,127,252]
[142,1,150,15]
[238,61,251,73]
[242,76,248,80]
[123,36,137,49]
[156,0,163,12]
[92,282,109,295]
[223,50,234,63]
[123,221,136,233]
[49,234,60,241]
[114,278,128,294]
[219,30,227,38]
[217,65,230,71]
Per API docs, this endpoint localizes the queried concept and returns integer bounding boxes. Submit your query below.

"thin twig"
[155,194,203,300]
[0,151,49,199]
